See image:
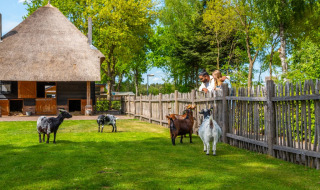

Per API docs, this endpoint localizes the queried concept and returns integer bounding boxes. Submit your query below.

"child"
[212,70,231,90]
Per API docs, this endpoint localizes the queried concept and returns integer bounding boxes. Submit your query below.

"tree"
[255,0,316,79]
[232,0,267,92]
[86,0,157,108]
[203,0,238,70]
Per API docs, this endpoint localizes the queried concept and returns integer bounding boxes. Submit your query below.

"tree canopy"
[23,0,320,94]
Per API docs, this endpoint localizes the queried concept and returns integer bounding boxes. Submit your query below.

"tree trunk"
[216,31,220,69]
[107,80,112,110]
[134,69,139,97]
[269,46,275,79]
[245,31,258,94]
[279,22,287,76]
[117,72,123,92]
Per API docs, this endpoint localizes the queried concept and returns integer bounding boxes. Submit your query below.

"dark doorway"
[69,100,81,112]
[37,82,56,98]
[10,100,23,112]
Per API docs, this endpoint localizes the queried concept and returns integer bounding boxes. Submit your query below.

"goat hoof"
[213,154,216,156]
[206,153,210,155]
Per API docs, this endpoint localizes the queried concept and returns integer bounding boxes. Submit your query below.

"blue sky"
[0,0,268,85]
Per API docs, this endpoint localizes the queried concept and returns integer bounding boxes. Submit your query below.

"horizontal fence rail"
[121,79,320,169]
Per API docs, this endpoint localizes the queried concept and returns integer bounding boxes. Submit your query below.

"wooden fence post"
[128,95,131,116]
[175,90,179,114]
[140,94,142,121]
[149,94,152,123]
[191,90,197,133]
[222,83,229,143]
[134,95,136,116]
[120,96,124,114]
[267,80,276,156]
[159,93,163,126]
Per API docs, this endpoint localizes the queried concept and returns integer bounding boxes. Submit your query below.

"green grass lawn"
[0,119,319,190]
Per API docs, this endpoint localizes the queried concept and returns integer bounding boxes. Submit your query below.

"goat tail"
[209,115,214,129]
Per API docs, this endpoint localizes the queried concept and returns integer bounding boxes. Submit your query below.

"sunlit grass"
[0,119,319,190]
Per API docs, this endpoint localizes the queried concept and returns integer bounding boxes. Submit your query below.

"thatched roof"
[0,4,104,81]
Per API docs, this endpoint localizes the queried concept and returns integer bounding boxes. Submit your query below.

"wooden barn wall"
[56,82,95,106]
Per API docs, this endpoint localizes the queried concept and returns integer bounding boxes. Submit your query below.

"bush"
[95,100,121,111]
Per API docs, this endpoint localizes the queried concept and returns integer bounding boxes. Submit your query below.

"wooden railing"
[121,80,320,169]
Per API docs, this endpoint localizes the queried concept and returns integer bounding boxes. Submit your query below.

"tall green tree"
[232,0,267,92]
[86,0,157,107]
[203,0,238,70]
[150,0,206,92]
[255,0,316,79]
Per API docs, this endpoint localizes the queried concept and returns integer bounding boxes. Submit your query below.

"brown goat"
[167,104,196,138]
[166,107,195,145]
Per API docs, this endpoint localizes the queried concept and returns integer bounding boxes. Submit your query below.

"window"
[0,81,11,94]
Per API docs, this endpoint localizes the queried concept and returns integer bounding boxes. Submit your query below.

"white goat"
[198,108,222,155]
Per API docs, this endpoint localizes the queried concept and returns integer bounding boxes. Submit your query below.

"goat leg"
[43,134,45,142]
[212,139,217,156]
[203,142,207,152]
[172,137,176,145]
[98,124,100,132]
[112,124,114,132]
[53,132,57,144]
[101,125,104,133]
[39,133,42,143]
[46,134,50,144]
[189,131,193,143]
[180,135,183,143]
[172,134,176,145]
[114,124,117,132]
[206,143,210,155]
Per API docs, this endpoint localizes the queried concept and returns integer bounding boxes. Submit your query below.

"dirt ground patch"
[0,114,133,121]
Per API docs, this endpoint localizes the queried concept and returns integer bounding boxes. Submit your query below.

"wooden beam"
[87,81,91,105]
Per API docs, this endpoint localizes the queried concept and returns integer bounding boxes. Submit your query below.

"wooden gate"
[36,98,57,115]
[0,100,9,115]
[81,99,92,115]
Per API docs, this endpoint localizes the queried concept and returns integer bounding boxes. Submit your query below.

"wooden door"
[81,99,92,115]
[0,100,9,115]
[36,98,57,115]
[18,81,37,98]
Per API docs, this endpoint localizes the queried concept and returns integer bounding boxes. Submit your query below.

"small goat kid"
[198,108,222,155]
[37,110,72,144]
[97,114,117,132]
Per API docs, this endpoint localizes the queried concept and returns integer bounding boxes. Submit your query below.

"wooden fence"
[121,80,320,169]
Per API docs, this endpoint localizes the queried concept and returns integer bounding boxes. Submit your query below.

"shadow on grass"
[0,135,317,190]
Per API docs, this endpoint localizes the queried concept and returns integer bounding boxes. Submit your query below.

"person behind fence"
[212,70,231,90]
[198,70,215,93]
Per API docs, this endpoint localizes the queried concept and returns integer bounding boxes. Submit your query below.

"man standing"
[198,71,214,93]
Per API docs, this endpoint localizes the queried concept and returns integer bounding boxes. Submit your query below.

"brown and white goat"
[166,105,195,145]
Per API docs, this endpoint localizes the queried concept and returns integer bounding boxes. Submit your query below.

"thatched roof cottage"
[0,4,105,115]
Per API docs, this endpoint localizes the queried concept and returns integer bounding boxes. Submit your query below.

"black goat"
[97,114,117,132]
[37,110,72,143]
